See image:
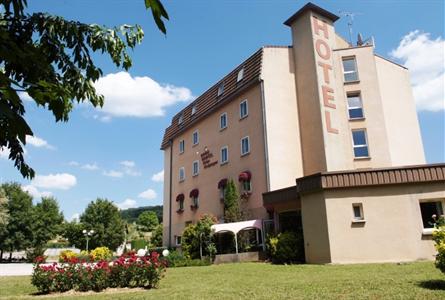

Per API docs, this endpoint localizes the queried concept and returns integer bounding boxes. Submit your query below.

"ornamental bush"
[32,251,167,294]
[58,250,77,263]
[267,231,305,264]
[432,216,445,274]
[90,246,113,261]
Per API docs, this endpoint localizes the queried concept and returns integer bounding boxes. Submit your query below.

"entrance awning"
[211,219,263,254]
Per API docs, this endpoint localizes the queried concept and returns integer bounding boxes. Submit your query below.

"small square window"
[221,146,229,164]
[179,140,185,154]
[420,201,443,229]
[352,129,369,158]
[342,57,359,82]
[191,105,197,116]
[241,136,250,156]
[179,167,185,182]
[218,83,224,96]
[240,100,248,119]
[192,130,199,146]
[347,93,364,119]
[237,68,244,82]
[220,113,227,130]
[175,236,182,246]
[192,160,199,176]
[352,203,364,221]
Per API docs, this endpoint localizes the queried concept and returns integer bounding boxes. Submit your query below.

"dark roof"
[284,2,339,26]
[160,48,264,149]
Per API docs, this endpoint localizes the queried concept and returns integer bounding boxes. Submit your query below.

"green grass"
[1,261,445,299]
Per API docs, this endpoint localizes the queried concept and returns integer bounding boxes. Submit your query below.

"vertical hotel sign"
[312,16,339,134]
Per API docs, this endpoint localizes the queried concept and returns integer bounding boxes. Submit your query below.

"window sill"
[352,219,366,224]
[179,179,185,183]
[344,80,360,85]
[239,115,248,121]
[422,228,436,236]
[192,174,199,177]
[220,126,227,132]
[349,117,366,122]
[176,209,184,214]
[220,161,229,166]
[192,143,199,147]
[241,152,250,157]
[354,156,371,161]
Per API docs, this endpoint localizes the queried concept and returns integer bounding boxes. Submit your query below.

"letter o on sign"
[315,39,331,60]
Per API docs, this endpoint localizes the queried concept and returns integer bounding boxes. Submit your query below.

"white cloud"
[151,170,164,183]
[138,188,157,200]
[26,135,55,150]
[21,185,53,199]
[69,213,80,222]
[120,160,135,168]
[103,170,123,178]
[68,161,80,166]
[116,198,137,210]
[390,31,444,111]
[81,163,99,171]
[93,72,193,119]
[32,173,77,190]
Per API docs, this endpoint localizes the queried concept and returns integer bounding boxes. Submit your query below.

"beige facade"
[161,2,436,262]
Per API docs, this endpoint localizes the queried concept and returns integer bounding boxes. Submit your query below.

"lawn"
[1,261,444,299]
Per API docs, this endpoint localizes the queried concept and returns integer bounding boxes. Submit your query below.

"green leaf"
[144,0,169,34]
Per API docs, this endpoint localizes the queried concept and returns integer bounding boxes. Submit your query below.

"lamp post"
[82,229,94,252]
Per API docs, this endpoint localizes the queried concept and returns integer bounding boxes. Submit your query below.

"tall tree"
[0,0,168,178]
[80,198,125,250]
[31,196,64,248]
[0,187,9,260]
[224,179,242,223]
[150,223,163,247]
[0,182,33,260]
[63,220,86,250]
[137,211,159,232]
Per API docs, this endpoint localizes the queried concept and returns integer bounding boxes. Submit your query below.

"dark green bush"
[163,250,212,267]
[267,231,305,264]
[131,239,149,250]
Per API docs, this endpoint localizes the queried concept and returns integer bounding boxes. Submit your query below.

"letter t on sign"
[313,17,329,39]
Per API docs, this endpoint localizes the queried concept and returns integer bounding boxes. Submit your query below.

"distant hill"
[120,205,163,223]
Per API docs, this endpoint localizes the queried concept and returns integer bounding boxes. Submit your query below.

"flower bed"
[31,251,166,294]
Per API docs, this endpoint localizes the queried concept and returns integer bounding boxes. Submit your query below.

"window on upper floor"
[218,83,225,96]
[342,57,359,82]
[179,167,185,182]
[240,99,248,119]
[192,160,199,176]
[352,203,364,221]
[178,113,183,125]
[241,136,250,156]
[237,67,244,82]
[179,139,185,154]
[220,146,229,164]
[220,112,228,130]
[347,92,364,119]
[420,200,443,229]
[192,130,199,146]
[191,105,197,116]
[352,129,369,158]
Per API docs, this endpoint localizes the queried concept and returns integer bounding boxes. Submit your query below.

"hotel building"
[161,3,445,263]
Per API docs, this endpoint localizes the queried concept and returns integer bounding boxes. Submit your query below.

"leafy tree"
[0,187,8,235]
[224,179,242,223]
[137,211,159,232]
[120,205,163,223]
[0,182,33,260]
[181,215,216,259]
[80,198,125,250]
[150,224,163,247]
[31,197,64,248]
[0,0,168,178]
[63,220,86,249]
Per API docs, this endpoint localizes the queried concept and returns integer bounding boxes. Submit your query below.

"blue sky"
[0,0,444,221]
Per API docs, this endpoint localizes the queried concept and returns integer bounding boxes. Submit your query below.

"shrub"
[32,251,167,294]
[58,250,77,263]
[181,214,216,259]
[131,239,149,251]
[162,250,211,268]
[26,247,47,263]
[432,216,445,274]
[267,231,305,264]
[90,246,113,261]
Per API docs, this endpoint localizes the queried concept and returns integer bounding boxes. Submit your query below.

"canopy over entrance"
[211,219,263,254]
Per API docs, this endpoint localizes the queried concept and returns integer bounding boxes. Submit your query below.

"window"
[237,68,244,82]
[240,100,248,119]
[192,160,199,176]
[347,93,364,119]
[191,196,199,208]
[352,129,369,158]
[218,83,224,96]
[175,236,182,246]
[179,199,184,210]
[220,146,229,164]
[220,187,225,200]
[191,105,197,116]
[342,57,359,82]
[179,139,185,154]
[420,201,443,229]
[179,167,185,182]
[192,130,199,146]
[220,113,227,130]
[352,203,364,221]
[241,136,250,156]
[178,113,183,125]
[242,180,252,192]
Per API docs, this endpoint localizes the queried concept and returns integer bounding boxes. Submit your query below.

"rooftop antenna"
[338,11,362,46]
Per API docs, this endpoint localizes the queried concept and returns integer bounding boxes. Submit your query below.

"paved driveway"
[0,263,33,276]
